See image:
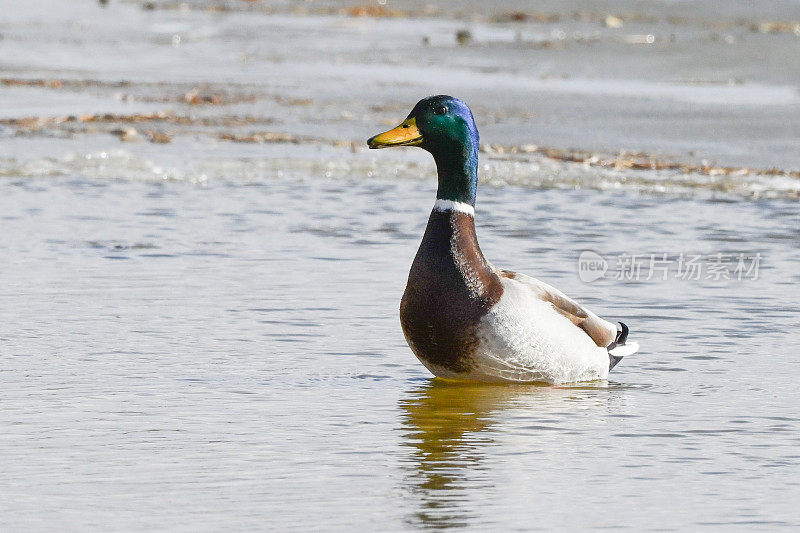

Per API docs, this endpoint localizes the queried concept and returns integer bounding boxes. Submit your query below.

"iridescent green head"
[368,95,480,206]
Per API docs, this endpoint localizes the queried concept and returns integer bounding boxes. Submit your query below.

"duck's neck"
[420,202,498,301]
[428,134,482,278]
[415,134,499,300]
[432,137,479,206]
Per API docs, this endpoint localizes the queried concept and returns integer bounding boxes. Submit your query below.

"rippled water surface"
[2,168,799,530]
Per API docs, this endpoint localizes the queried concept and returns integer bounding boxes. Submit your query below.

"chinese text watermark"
[578,251,762,283]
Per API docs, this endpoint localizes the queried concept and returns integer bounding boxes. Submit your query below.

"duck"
[368,95,639,384]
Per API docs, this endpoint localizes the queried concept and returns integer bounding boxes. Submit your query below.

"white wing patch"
[502,271,618,348]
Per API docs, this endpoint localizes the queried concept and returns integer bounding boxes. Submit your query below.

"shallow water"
[2,166,799,530]
[2,1,800,530]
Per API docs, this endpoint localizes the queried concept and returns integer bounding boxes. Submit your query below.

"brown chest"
[399,210,503,373]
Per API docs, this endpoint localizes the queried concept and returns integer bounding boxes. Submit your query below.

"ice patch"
[1,147,798,200]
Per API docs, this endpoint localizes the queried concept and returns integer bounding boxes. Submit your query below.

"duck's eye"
[433,105,448,115]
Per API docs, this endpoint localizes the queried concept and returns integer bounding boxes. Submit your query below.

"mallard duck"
[368,95,639,383]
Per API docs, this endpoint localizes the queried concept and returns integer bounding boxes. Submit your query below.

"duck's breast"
[400,209,502,376]
[399,260,491,377]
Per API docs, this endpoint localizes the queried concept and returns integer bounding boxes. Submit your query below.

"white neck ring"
[433,199,475,216]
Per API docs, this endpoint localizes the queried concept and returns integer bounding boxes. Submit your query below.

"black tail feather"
[608,322,630,371]
[616,321,629,345]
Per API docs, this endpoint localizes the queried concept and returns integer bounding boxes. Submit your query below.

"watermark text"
[578,251,761,283]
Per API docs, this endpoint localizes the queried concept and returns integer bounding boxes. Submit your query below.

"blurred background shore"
[2,0,799,195]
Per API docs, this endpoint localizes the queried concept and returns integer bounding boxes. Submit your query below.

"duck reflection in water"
[398,379,615,529]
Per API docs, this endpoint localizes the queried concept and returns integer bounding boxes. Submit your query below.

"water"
[2,170,798,529]
[2,1,800,530]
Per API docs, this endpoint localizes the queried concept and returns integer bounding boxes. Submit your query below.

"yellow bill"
[368,117,423,149]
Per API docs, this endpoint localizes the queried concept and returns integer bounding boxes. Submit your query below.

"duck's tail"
[608,322,639,370]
